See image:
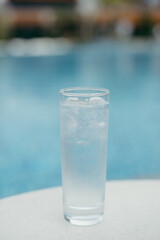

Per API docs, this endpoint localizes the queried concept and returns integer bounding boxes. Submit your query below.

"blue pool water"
[0,40,160,198]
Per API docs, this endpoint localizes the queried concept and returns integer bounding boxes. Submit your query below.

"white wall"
[76,0,100,15]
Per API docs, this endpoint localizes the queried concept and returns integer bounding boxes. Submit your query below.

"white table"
[0,180,160,240]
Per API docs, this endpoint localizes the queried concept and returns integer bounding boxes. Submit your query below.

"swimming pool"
[0,39,160,198]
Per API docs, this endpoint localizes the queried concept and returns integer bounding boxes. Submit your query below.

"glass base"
[63,204,104,226]
[64,214,103,226]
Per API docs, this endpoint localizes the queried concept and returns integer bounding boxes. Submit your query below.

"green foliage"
[0,17,10,39]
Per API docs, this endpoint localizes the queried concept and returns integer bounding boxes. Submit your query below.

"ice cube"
[70,116,78,129]
[99,122,105,127]
[89,97,106,105]
[66,97,79,102]
[64,97,79,107]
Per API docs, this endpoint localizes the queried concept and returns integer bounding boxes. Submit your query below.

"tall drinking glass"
[60,88,109,226]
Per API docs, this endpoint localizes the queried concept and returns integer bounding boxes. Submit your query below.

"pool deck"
[0,180,160,240]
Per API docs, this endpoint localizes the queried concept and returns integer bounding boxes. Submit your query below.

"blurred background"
[0,0,160,198]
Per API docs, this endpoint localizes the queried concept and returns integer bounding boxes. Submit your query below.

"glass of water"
[60,87,109,226]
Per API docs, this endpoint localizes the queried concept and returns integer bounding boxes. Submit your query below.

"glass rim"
[59,87,110,97]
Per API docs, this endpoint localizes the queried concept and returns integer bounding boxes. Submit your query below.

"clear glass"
[60,87,109,226]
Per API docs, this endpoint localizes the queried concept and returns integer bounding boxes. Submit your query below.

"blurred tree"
[101,0,141,4]
[9,0,76,7]
[53,11,80,38]
[0,17,10,39]
[133,15,153,37]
